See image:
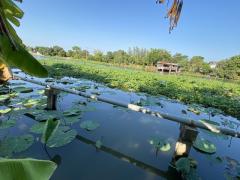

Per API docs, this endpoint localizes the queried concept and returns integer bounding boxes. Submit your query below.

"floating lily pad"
[12,87,33,93]
[0,94,10,102]
[47,127,77,148]
[37,90,45,95]
[30,122,46,134]
[35,111,60,122]
[149,137,171,152]
[175,157,199,179]
[80,120,100,131]
[0,134,34,157]
[0,119,16,129]
[0,107,11,114]
[63,108,81,117]
[64,116,81,125]
[193,137,216,154]
[23,99,40,108]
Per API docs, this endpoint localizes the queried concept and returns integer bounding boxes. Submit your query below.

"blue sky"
[17,0,240,61]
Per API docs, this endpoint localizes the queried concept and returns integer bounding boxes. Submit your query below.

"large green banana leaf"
[0,158,57,180]
[0,0,48,79]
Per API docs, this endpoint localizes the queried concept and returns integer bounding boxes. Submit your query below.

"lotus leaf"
[12,87,33,93]
[0,119,16,129]
[30,122,46,134]
[149,137,171,152]
[41,119,60,144]
[63,108,81,117]
[0,134,34,157]
[64,116,81,125]
[193,137,216,154]
[80,120,100,131]
[0,158,57,180]
[0,107,11,114]
[47,127,77,148]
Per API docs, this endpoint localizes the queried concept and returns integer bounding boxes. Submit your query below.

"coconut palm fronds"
[157,0,183,33]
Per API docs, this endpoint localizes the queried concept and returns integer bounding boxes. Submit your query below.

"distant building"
[209,61,217,69]
[156,61,180,73]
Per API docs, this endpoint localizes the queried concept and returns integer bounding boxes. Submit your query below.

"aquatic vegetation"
[46,127,77,148]
[63,108,81,117]
[0,158,57,180]
[12,86,33,93]
[149,137,171,152]
[30,122,46,134]
[80,120,100,131]
[0,106,11,114]
[0,134,34,157]
[0,119,16,129]
[193,137,216,154]
[41,119,60,145]
[175,157,200,180]
[42,59,240,119]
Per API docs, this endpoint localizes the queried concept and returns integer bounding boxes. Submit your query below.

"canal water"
[0,70,239,180]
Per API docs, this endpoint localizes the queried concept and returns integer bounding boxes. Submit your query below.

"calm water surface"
[1,70,240,180]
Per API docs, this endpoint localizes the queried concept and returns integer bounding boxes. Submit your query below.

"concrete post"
[44,87,59,110]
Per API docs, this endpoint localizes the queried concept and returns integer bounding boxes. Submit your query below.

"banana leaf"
[0,158,57,180]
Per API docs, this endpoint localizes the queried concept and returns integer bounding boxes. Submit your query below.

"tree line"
[27,46,240,80]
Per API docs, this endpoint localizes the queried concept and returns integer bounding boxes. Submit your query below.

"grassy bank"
[42,59,240,119]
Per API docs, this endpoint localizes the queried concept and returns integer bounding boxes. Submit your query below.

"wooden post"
[173,124,198,161]
[44,87,59,110]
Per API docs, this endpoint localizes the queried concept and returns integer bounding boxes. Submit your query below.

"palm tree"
[156,0,183,32]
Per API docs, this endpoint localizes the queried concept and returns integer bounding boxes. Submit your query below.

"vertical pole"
[172,124,199,162]
[45,87,59,110]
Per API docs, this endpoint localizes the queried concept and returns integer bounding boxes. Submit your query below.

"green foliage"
[80,120,100,131]
[0,119,16,129]
[175,157,200,180]
[215,55,240,80]
[43,59,240,119]
[41,119,60,144]
[0,158,57,180]
[149,137,171,152]
[46,127,77,148]
[193,137,216,154]
[0,134,34,157]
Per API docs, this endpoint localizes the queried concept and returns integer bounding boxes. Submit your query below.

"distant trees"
[215,56,240,80]
[188,56,211,74]
[28,45,240,80]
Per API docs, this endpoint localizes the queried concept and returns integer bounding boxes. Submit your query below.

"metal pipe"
[13,75,240,138]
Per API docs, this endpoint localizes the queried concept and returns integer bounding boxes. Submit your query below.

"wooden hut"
[156,61,180,73]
